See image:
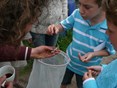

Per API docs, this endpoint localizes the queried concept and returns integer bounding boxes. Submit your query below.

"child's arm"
[92,49,109,57]
[78,49,109,62]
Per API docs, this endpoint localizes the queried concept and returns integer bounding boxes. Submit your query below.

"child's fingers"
[47,25,55,35]
[83,72,88,80]
[0,75,6,84]
[92,70,99,76]
[88,70,92,77]
[55,27,59,34]
[87,66,95,70]
[78,53,84,61]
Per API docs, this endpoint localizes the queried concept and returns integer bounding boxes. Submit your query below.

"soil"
[16,54,117,88]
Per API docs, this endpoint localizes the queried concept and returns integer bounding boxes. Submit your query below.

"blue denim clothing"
[30,32,58,47]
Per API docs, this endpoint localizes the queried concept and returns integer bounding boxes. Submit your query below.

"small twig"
[51,47,59,53]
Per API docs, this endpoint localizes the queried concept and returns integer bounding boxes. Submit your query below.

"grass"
[20,30,72,76]
[57,30,72,51]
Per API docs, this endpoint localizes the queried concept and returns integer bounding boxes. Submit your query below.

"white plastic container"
[27,51,70,88]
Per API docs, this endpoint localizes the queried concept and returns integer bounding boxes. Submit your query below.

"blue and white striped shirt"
[60,9,115,76]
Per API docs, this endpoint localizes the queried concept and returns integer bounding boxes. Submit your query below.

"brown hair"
[0,0,48,46]
[102,0,117,26]
[95,0,103,7]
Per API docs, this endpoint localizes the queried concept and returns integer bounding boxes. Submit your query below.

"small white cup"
[0,65,15,86]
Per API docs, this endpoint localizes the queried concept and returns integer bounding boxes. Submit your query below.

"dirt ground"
[16,54,117,88]
[16,69,77,88]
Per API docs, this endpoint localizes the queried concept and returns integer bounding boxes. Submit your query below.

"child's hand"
[78,52,95,62]
[87,66,102,77]
[47,24,60,35]
[83,70,93,81]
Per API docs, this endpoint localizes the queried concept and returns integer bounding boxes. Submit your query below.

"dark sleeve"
[0,45,32,62]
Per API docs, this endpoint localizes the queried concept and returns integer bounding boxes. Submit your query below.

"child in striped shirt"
[47,0,115,88]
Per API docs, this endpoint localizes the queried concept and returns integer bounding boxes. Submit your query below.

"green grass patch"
[58,30,72,51]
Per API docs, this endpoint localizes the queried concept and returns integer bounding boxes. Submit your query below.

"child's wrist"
[92,52,96,57]
[56,24,63,32]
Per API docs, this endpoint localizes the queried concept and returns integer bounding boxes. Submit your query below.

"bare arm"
[93,49,109,57]
[78,49,109,62]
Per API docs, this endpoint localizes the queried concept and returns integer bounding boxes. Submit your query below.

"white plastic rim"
[38,51,70,67]
[0,65,15,81]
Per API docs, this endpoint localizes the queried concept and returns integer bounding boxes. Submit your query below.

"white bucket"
[26,51,70,88]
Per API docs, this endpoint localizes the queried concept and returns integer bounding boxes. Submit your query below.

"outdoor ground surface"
[15,54,117,88]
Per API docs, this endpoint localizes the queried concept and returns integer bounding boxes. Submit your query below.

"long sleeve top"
[32,0,68,34]
[83,59,117,88]
[0,45,31,62]
[25,0,68,39]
